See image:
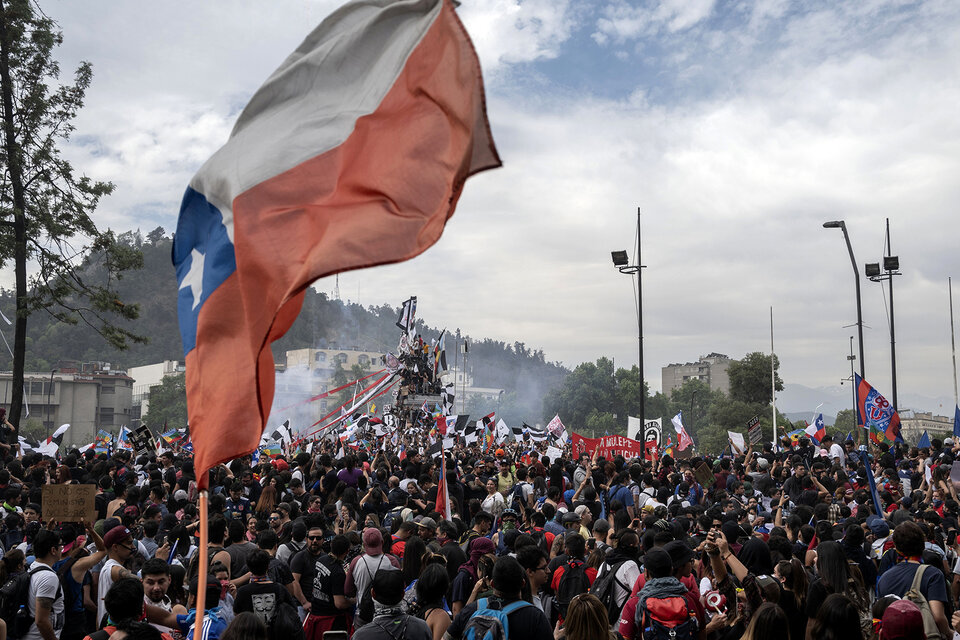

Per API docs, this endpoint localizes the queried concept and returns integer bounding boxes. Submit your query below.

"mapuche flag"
[173,0,500,486]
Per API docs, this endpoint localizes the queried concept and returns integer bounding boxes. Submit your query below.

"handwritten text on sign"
[42,484,97,523]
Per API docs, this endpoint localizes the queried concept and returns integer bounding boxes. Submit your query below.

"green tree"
[0,1,143,433]
[541,357,618,429]
[142,373,187,430]
[834,409,856,434]
[727,352,783,405]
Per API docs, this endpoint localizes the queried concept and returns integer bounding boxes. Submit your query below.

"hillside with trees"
[0,231,569,424]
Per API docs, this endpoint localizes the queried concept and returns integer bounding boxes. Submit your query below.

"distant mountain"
[778,382,954,419]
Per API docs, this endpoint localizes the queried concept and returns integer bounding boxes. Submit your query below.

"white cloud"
[9,0,959,415]
[593,0,716,45]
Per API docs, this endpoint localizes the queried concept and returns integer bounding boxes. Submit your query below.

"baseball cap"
[417,517,437,531]
[362,527,383,554]
[880,599,923,639]
[103,526,132,548]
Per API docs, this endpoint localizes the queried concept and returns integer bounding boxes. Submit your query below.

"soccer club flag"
[954,405,960,439]
[436,440,452,522]
[804,413,826,445]
[671,411,694,451]
[47,423,70,447]
[917,430,931,449]
[434,329,448,375]
[173,0,499,485]
[855,374,901,444]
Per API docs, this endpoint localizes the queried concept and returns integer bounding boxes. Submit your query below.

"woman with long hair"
[807,541,869,638]
[557,593,616,640]
[809,593,864,640]
[0,548,24,584]
[775,558,808,640]
[401,537,428,587]
[416,564,451,640]
[255,484,277,519]
[741,602,791,640]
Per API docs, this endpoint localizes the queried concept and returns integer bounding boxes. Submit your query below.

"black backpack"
[555,560,590,618]
[357,557,389,623]
[525,528,550,555]
[1,566,61,640]
[589,560,631,625]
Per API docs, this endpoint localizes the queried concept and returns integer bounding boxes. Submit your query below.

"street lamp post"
[46,369,56,439]
[612,208,645,425]
[864,218,900,411]
[823,220,866,380]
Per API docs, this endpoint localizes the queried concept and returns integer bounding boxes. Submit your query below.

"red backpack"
[635,593,697,640]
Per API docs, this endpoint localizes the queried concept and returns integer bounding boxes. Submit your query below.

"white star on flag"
[179,248,205,309]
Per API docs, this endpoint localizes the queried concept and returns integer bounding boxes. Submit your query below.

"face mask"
[503,521,516,530]
[934,499,943,507]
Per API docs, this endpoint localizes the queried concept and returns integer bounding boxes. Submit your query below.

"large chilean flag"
[173,0,500,486]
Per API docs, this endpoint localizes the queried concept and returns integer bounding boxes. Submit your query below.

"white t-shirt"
[24,563,64,640]
[481,492,505,519]
[97,558,124,625]
[829,443,846,466]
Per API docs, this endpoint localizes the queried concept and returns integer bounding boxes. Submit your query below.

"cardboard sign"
[694,462,716,487]
[42,484,97,523]
[747,416,762,444]
[728,431,746,454]
[545,446,563,462]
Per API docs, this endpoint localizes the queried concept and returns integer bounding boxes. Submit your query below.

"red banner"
[571,433,647,460]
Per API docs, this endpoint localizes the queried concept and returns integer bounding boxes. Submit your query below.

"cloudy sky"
[42,0,960,413]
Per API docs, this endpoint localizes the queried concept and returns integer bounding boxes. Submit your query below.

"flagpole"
[951,277,958,407]
[771,307,777,453]
[848,336,858,444]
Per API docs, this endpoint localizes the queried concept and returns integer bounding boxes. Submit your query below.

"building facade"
[661,353,732,396]
[0,361,133,447]
[899,410,953,444]
[129,360,185,422]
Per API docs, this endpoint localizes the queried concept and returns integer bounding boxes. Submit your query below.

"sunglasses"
[307,535,323,541]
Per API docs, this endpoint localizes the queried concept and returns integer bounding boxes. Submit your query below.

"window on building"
[315,352,327,363]
[321,401,328,411]
[336,353,348,364]
[358,355,369,366]
[101,382,115,394]
[99,407,115,425]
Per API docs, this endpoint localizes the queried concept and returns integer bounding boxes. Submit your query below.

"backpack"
[382,506,404,531]
[356,556,388,623]
[188,546,223,583]
[555,560,590,618]
[903,564,942,640]
[635,592,697,640]
[1,566,61,640]
[589,560,631,625]
[510,483,530,513]
[462,597,532,640]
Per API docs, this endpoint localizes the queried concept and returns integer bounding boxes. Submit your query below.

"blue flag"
[858,449,884,517]
[917,430,931,449]
[954,405,960,438]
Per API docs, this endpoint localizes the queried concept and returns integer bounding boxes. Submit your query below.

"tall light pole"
[46,368,56,439]
[864,218,900,410]
[823,221,866,380]
[612,208,645,424]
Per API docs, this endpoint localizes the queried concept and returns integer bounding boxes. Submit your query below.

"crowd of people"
[3,427,960,640]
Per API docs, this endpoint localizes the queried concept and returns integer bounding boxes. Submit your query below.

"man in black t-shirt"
[235,549,296,625]
[294,530,355,639]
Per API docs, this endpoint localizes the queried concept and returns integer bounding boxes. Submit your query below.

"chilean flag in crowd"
[805,413,826,444]
[856,374,902,444]
[671,411,694,451]
[436,439,452,522]
[173,0,500,485]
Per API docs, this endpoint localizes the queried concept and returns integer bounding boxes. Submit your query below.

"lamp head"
[611,250,629,267]
[822,220,845,229]
[884,256,899,271]
[865,263,881,278]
